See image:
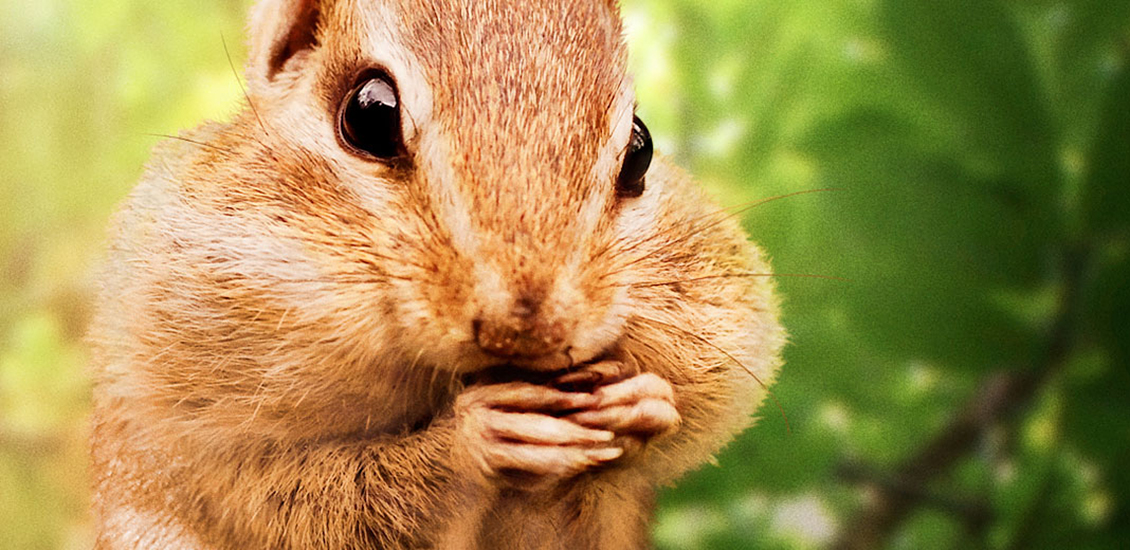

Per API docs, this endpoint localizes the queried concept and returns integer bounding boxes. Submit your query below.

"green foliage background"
[1,0,1127,548]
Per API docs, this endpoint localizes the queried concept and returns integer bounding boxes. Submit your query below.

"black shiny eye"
[339,72,403,159]
[616,116,653,198]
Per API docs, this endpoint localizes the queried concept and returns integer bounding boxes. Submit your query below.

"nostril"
[474,317,518,358]
[512,294,540,321]
[473,314,565,360]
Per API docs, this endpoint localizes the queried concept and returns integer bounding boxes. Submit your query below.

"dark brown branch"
[835,461,992,534]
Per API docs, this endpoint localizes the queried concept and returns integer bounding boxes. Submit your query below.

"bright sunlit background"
[1,1,1128,548]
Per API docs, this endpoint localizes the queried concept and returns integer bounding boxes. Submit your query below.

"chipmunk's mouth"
[463,349,620,392]
[465,364,564,387]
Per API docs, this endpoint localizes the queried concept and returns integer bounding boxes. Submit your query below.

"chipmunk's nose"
[473,294,567,362]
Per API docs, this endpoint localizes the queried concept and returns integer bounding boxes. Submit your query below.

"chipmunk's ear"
[247,0,321,87]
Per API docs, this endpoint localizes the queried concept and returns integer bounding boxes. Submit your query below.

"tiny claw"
[552,370,604,392]
[552,361,633,392]
[586,447,624,462]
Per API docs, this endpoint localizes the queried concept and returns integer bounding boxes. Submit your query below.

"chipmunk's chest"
[432,484,653,550]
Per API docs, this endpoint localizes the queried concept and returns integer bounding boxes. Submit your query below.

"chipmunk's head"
[216,0,663,375]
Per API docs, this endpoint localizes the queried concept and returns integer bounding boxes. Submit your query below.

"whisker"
[423,350,440,416]
[608,188,842,262]
[265,276,415,285]
[627,272,850,289]
[108,238,434,273]
[222,33,269,137]
[633,315,791,434]
[144,133,237,155]
[689,188,842,236]
[587,189,844,296]
[719,187,842,215]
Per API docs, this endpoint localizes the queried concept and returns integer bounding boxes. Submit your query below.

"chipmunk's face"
[239,0,662,375]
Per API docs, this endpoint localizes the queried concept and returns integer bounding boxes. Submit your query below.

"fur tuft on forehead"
[390,0,630,229]
[392,0,627,112]
[400,2,626,153]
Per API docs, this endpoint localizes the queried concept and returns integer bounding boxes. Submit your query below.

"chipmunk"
[89,0,784,548]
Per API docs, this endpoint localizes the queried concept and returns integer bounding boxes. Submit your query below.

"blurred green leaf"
[1081,52,1130,239]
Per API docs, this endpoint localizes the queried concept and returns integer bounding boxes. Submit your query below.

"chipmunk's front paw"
[559,364,681,460]
[454,382,623,489]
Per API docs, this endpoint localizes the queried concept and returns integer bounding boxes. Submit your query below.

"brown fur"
[90,0,785,548]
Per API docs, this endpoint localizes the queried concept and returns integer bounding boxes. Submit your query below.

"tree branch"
[835,461,991,534]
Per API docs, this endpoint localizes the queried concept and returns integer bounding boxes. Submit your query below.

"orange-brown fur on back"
[90,0,784,548]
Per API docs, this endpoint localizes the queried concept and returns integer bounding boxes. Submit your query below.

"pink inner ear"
[267,0,320,79]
